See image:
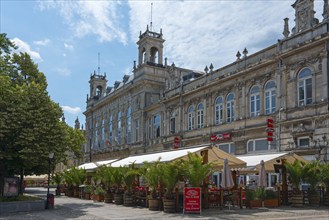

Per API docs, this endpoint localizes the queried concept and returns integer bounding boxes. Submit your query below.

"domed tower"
[137,25,165,66]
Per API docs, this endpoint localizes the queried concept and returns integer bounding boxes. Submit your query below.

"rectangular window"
[135,119,139,142]
[298,137,310,148]
[218,143,236,154]
[154,114,161,138]
[170,117,175,134]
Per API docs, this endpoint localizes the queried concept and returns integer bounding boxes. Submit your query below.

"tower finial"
[150,2,153,32]
[98,52,101,75]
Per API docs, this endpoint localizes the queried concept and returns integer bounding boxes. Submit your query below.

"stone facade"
[83,0,329,163]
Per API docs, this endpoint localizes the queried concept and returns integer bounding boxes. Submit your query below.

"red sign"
[266,118,274,142]
[173,136,180,149]
[210,133,231,142]
[184,187,201,214]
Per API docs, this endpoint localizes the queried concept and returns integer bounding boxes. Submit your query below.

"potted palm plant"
[161,161,182,213]
[84,185,93,200]
[123,166,139,206]
[142,160,163,211]
[93,186,105,202]
[246,189,261,208]
[285,160,305,207]
[264,189,278,208]
[97,166,114,203]
[303,161,321,206]
[319,163,329,205]
[112,167,125,205]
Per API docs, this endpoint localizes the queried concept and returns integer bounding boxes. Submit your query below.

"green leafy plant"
[162,161,183,199]
[84,185,93,194]
[265,189,277,200]
[123,166,139,195]
[112,167,125,193]
[302,160,321,193]
[255,188,266,200]
[97,165,114,192]
[285,160,304,193]
[246,189,256,201]
[52,172,62,190]
[94,186,105,196]
[141,159,163,198]
[181,153,213,187]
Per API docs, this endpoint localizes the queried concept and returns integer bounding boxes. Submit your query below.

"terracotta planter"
[248,200,262,208]
[93,194,104,202]
[264,199,278,208]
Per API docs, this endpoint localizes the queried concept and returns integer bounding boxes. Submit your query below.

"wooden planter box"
[248,200,262,208]
[84,193,91,200]
[93,194,104,202]
[264,199,278,208]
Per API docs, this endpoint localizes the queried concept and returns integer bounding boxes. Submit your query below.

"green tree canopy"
[0,33,85,196]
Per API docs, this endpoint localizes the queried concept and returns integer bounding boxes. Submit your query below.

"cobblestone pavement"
[0,188,328,220]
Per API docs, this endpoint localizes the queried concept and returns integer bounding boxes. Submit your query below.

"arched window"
[126,107,132,144]
[265,81,276,114]
[250,86,260,117]
[215,97,223,125]
[298,68,312,106]
[188,106,195,130]
[197,103,204,128]
[150,47,159,64]
[226,93,235,123]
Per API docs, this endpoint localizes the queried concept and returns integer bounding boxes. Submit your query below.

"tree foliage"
[0,33,85,195]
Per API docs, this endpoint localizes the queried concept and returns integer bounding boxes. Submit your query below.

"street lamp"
[46,152,54,209]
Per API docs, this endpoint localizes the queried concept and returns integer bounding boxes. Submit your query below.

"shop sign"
[210,133,231,142]
[3,177,19,197]
[183,187,201,214]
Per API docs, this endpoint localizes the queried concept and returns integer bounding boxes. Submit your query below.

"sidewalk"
[1,188,328,220]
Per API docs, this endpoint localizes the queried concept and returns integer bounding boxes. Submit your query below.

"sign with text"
[210,133,231,142]
[183,187,201,214]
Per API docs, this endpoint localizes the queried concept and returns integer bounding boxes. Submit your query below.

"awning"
[77,159,117,172]
[110,144,246,169]
[24,174,48,180]
[237,152,308,173]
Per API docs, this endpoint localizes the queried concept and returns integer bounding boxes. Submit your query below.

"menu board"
[183,187,201,214]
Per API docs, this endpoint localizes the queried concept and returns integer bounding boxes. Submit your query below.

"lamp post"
[46,152,54,209]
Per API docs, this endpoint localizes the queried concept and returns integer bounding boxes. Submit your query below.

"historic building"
[83,0,329,164]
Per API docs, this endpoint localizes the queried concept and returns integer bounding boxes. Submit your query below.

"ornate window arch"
[298,68,312,106]
[250,85,260,117]
[264,81,276,114]
[226,93,235,123]
[188,105,195,130]
[215,96,223,125]
[197,103,204,128]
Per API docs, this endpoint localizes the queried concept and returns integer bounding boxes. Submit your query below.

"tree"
[0,33,84,196]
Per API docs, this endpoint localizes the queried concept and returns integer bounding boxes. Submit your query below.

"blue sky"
[1,0,324,127]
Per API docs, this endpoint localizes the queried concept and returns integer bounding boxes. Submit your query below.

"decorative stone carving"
[283,18,290,38]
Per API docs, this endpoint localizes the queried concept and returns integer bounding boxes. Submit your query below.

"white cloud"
[128,0,324,70]
[61,105,82,115]
[64,43,74,50]
[38,1,128,44]
[56,67,71,77]
[11,38,42,62]
[33,38,50,46]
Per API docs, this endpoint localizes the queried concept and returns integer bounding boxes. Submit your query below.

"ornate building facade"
[84,0,329,164]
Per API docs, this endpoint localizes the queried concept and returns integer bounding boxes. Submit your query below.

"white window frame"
[188,106,195,130]
[215,96,223,125]
[197,103,204,129]
[226,93,235,123]
[250,86,260,118]
[217,142,236,154]
[297,137,310,149]
[265,81,276,115]
[298,68,312,106]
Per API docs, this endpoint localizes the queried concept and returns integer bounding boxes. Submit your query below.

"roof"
[110,145,246,169]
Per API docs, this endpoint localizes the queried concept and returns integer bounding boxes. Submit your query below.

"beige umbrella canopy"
[221,158,235,189]
[258,160,267,188]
